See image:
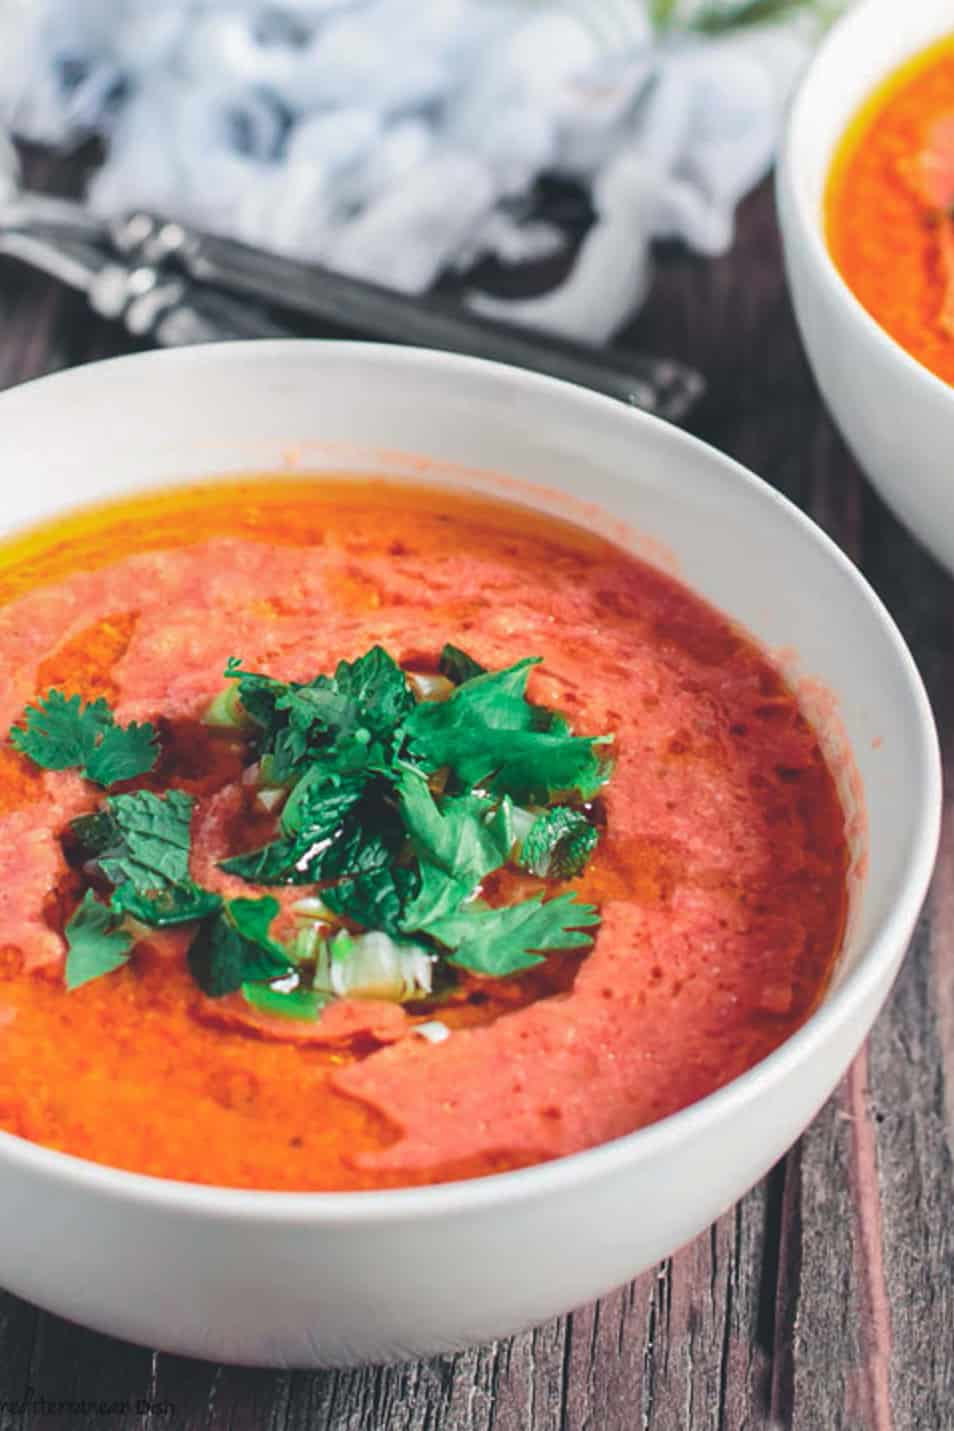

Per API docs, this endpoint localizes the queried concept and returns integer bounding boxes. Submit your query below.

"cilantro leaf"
[397,767,513,933]
[401,658,610,802]
[188,896,293,997]
[397,768,512,886]
[84,721,160,787]
[64,890,134,991]
[427,893,599,976]
[10,690,158,787]
[518,806,599,879]
[439,643,486,686]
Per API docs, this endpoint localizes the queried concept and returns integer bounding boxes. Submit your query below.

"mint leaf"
[70,789,218,930]
[10,690,158,787]
[428,893,600,976]
[188,896,292,997]
[111,880,223,928]
[439,643,487,686]
[220,779,401,886]
[518,806,599,879]
[95,789,195,892]
[322,866,419,939]
[64,890,134,991]
[283,645,415,744]
[225,647,415,785]
[280,769,368,838]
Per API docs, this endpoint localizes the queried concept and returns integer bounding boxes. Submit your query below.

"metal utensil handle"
[114,215,705,422]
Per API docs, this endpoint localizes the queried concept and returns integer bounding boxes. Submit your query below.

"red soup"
[0,479,849,1190]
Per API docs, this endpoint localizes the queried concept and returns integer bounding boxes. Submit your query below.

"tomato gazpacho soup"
[0,480,849,1191]
[827,34,954,386]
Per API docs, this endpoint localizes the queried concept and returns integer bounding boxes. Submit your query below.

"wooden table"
[0,177,949,1431]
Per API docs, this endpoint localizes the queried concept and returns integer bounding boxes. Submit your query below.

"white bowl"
[0,342,939,1367]
[777,0,954,572]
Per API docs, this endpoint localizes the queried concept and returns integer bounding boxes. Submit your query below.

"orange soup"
[0,480,849,1190]
[827,34,954,385]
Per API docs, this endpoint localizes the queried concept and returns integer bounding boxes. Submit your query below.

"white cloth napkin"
[0,0,838,342]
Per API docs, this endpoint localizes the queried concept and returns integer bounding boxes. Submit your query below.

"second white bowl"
[777,0,954,572]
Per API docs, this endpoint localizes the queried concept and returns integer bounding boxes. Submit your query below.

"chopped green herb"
[225,645,415,784]
[64,890,134,991]
[396,766,513,933]
[49,642,611,1001]
[397,767,512,885]
[110,880,223,928]
[438,643,487,686]
[322,865,419,939]
[401,658,611,801]
[11,690,158,787]
[220,783,401,886]
[94,789,194,893]
[188,896,293,997]
[429,892,599,977]
[517,806,599,880]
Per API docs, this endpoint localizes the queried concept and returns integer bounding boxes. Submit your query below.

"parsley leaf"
[188,896,293,997]
[64,890,134,991]
[10,690,158,787]
[428,893,600,976]
[518,807,599,879]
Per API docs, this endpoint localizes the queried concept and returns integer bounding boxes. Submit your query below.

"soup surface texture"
[827,34,954,385]
[0,481,848,1190]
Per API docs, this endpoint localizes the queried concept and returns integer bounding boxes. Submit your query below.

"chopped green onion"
[241,980,331,1021]
[201,685,250,730]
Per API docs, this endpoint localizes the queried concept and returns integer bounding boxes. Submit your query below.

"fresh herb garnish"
[438,642,487,686]
[426,893,600,977]
[401,658,611,801]
[46,643,612,1010]
[71,788,222,929]
[518,807,599,880]
[64,890,134,991]
[188,896,293,997]
[11,690,158,787]
[323,865,420,939]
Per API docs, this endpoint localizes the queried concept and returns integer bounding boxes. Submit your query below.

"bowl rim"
[0,339,941,1223]
[777,0,954,406]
